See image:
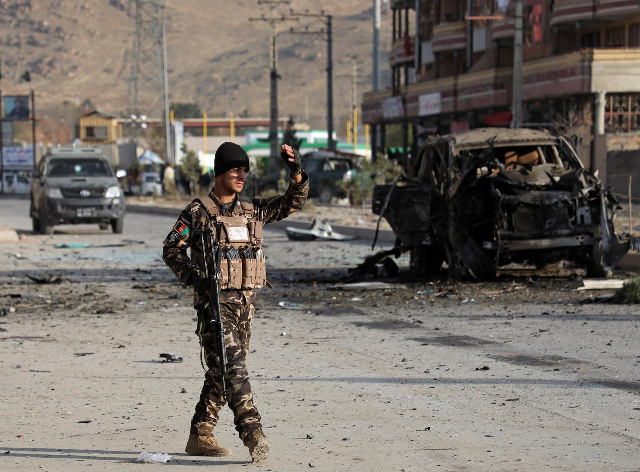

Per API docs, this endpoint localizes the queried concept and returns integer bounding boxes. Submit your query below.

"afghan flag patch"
[175,222,190,237]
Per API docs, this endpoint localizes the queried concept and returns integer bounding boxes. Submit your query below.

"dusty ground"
[1,197,639,471]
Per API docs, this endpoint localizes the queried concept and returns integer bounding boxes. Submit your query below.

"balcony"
[491,17,514,40]
[391,0,414,9]
[432,21,466,53]
[596,0,640,19]
[363,49,640,124]
[390,35,415,67]
[550,0,596,25]
[551,0,640,25]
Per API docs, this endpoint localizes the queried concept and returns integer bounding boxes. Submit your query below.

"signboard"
[173,121,184,164]
[419,92,442,117]
[3,95,30,120]
[2,146,34,168]
[382,96,404,120]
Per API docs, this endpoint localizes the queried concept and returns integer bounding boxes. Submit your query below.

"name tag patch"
[228,226,249,242]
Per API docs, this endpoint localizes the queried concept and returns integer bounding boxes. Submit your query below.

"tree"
[179,144,202,196]
[171,102,203,119]
[282,116,302,151]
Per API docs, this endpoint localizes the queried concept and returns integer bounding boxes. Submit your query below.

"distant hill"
[0,0,392,130]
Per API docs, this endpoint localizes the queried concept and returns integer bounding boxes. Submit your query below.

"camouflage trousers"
[191,290,262,441]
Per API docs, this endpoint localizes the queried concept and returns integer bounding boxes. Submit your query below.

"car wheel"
[111,218,124,234]
[99,223,109,231]
[586,241,612,278]
[318,185,334,204]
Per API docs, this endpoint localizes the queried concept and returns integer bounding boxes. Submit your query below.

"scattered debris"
[285,220,356,241]
[74,352,95,357]
[159,353,183,363]
[329,282,403,291]
[306,434,313,439]
[475,366,490,371]
[281,332,287,336]
[136,452,172,463]
[168,292,180,299]
[26,274,64,284]
[278,301,302,310]
[578,280,626,291]
[180,388,187,393]
[55,240,145,249]
[78,420,92,424]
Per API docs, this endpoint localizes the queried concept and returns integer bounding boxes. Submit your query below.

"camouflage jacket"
[163,172,309,306]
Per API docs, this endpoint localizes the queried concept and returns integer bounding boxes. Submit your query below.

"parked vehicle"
[2,171,30,194]
[263,151,358,203]
[373,128,629,279]
[30,147,126,234]
[301,152,359,203]
[128,172,162,196]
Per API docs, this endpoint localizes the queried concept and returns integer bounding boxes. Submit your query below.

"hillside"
[0,0,392,129]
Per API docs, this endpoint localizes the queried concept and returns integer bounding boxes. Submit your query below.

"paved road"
[0,197,639,471]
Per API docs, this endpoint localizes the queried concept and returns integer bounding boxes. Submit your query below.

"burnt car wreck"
[373,128,630,280]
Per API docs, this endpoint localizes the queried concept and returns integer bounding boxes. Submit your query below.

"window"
[630,23,640,47]
[85,126,109,139]
[605,94,640,133]
[581,31,600,48]
[605,27,624,48]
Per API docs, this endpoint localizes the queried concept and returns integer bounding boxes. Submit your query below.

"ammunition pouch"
[213,215,266,291]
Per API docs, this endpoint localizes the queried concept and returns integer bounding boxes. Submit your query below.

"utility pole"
[250,7,296,162]
[373,0,381,91]
[128,0,170,158]
[162,24,172,163]
[289,10,335,150]
[352,63,358,150]
[512,0,523,128]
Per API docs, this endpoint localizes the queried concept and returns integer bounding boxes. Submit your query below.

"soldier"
[162,142,308,462]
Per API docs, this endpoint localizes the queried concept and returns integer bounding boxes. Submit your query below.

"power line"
[289,9,335,150]
[249,5,298,159]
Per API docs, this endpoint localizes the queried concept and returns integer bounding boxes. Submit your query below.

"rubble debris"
[329,282,404,291]
[159,353,183,363]
[55,240,145,249]
[136,452,172,463]
[577,280,626,291]
[25,274,64,284]
[285,219,356,241]
[278,301,302,310]
[78,420,92,424]
[345,248,402,281]
[74,352,95,357]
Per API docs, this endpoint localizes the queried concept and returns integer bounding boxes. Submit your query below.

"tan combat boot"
[185,433,232,456]
[244,430,270,463]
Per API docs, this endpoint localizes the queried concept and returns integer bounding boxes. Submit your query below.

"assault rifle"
[200,224,228,401]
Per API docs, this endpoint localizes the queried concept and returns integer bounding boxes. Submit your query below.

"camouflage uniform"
[162,173,308,442]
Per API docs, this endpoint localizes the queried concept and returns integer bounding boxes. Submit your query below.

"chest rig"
[196,196,266,290]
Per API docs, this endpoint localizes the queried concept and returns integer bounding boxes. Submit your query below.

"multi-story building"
[363,0,640,187]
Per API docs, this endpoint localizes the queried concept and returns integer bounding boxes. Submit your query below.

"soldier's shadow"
[3,447,246,466]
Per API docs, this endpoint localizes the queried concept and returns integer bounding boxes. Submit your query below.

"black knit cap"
[214,142,250,177]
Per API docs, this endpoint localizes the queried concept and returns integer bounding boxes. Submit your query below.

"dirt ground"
[1,197,639,471]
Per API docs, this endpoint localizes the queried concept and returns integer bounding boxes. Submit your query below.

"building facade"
[363,0,640,185]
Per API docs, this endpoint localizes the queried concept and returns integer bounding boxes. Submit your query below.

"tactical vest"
[196,196,267,290]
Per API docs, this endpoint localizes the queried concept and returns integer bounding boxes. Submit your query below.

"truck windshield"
[46,159,112,177]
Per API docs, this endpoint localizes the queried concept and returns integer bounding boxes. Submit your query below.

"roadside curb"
[126,204,396,243]
[0,225,19,242]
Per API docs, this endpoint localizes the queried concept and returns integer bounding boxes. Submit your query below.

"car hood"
[42,177,118,188]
